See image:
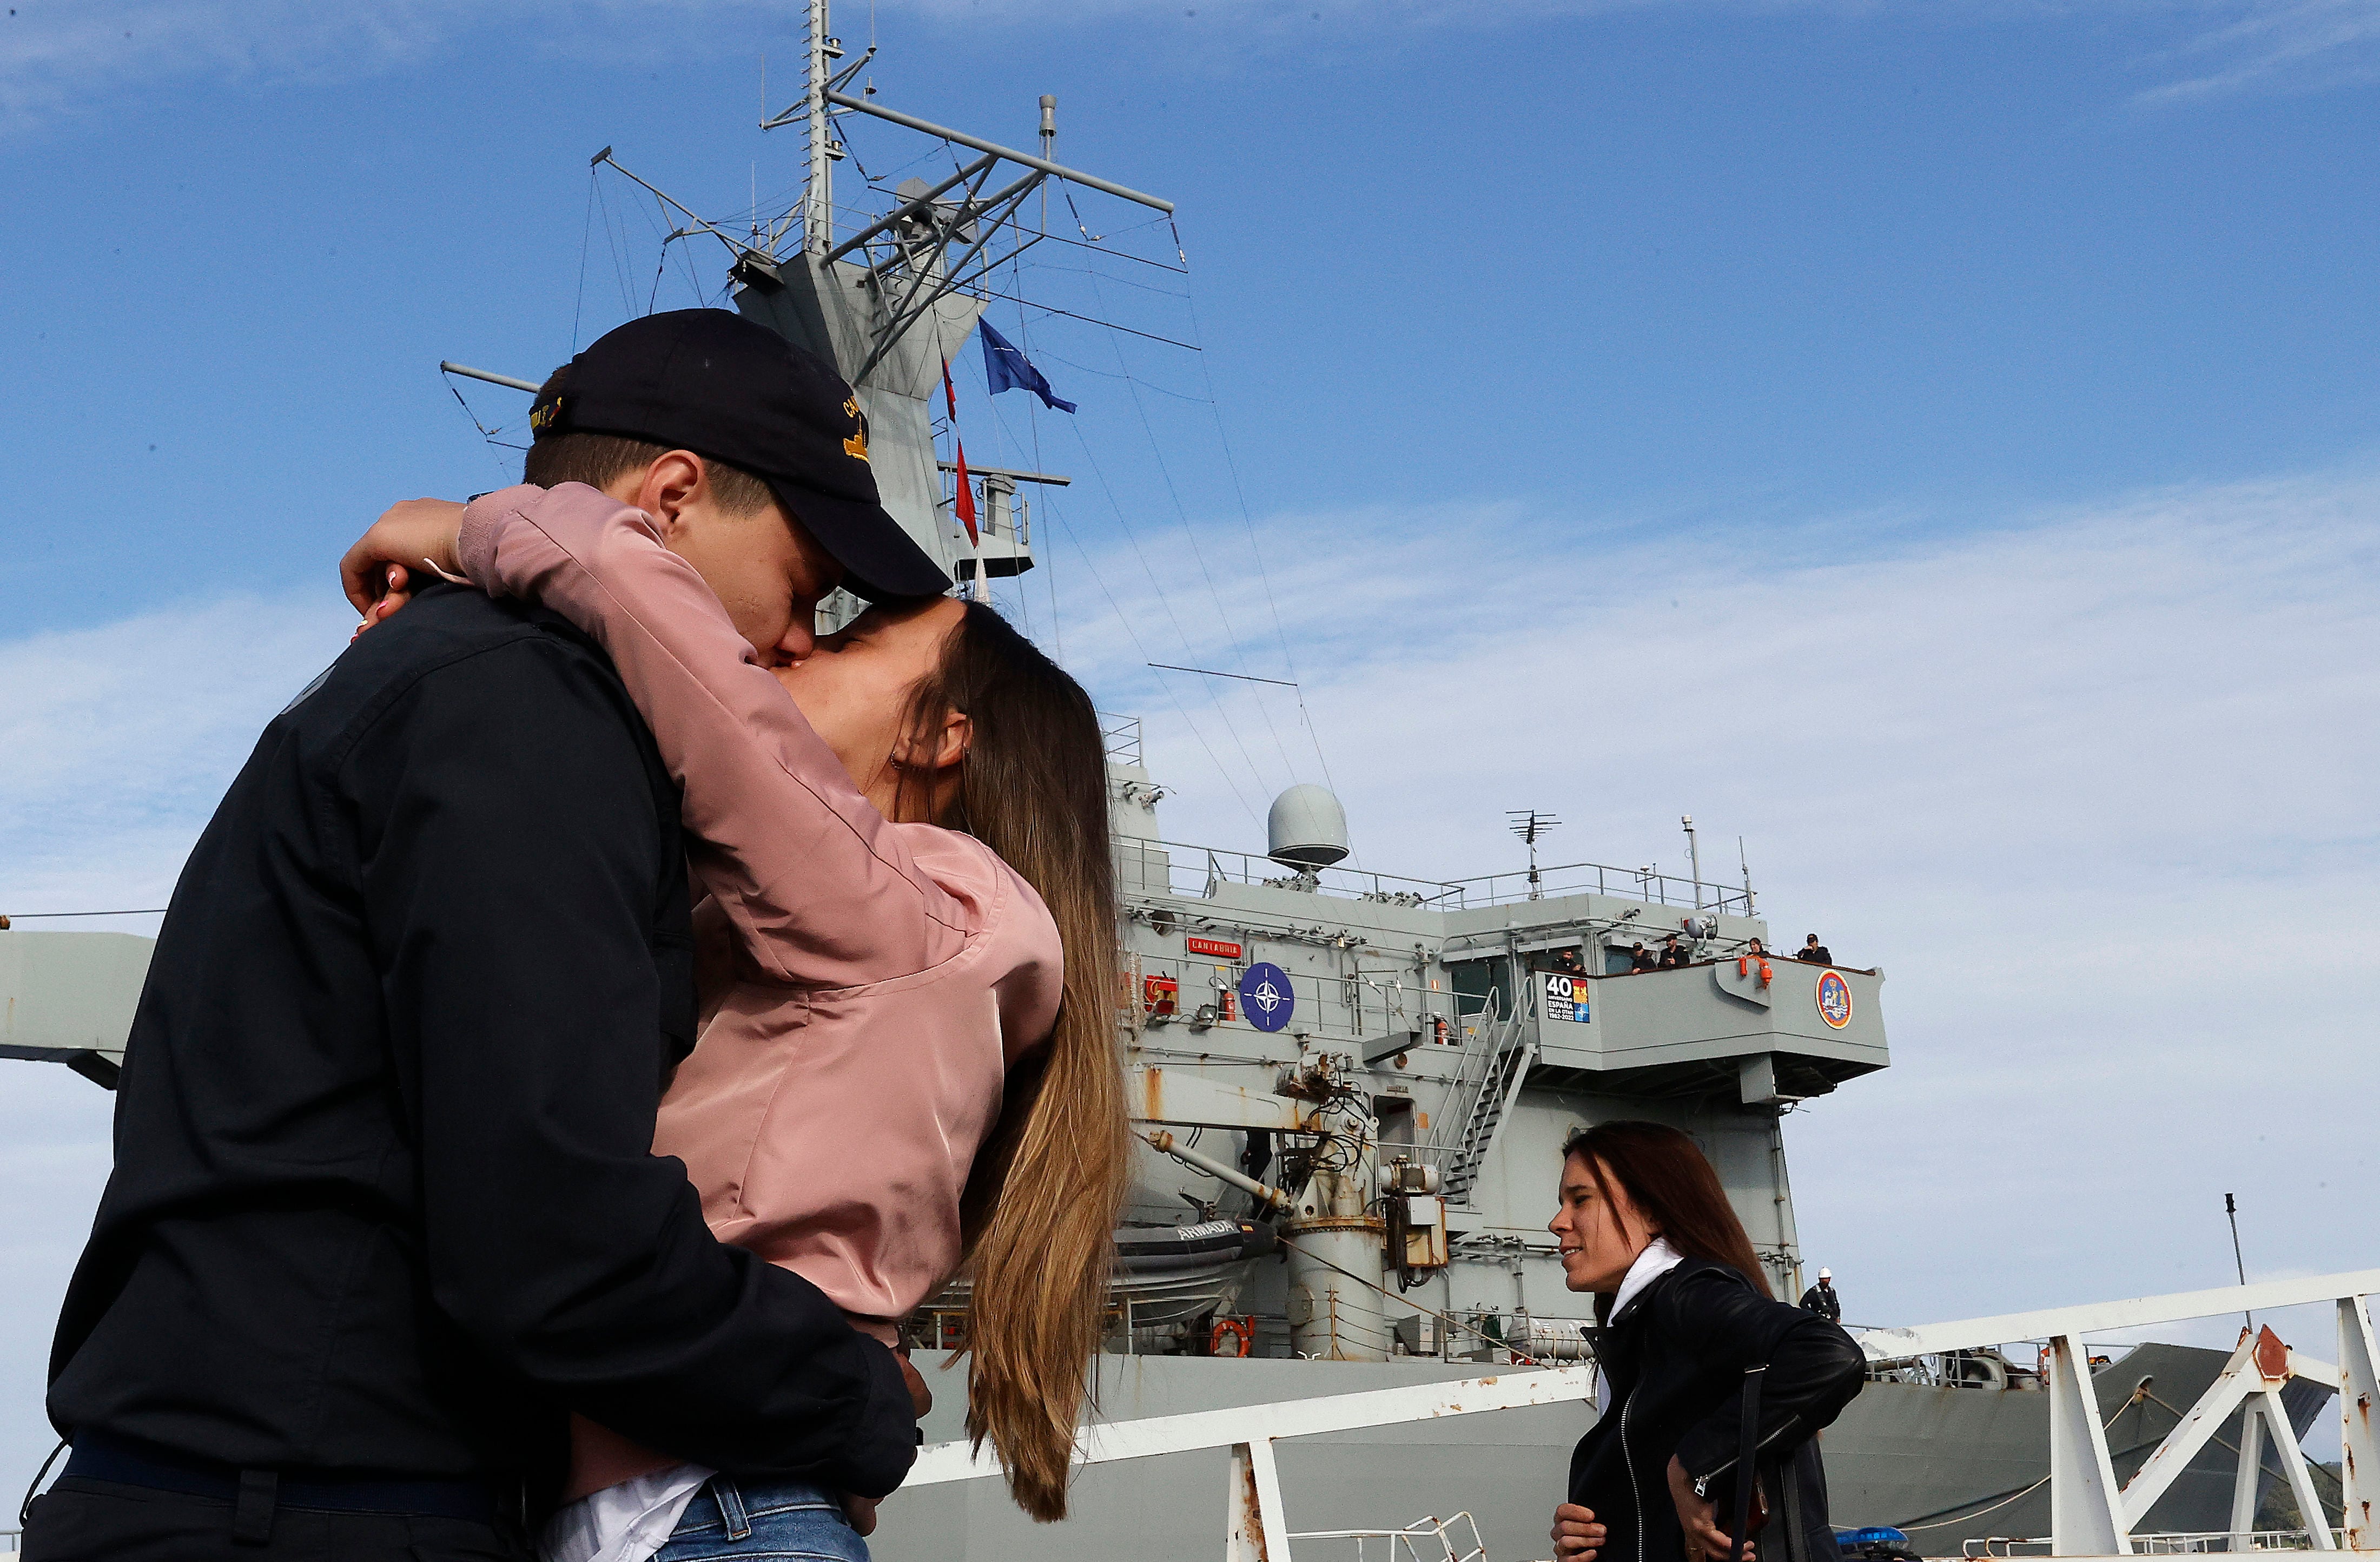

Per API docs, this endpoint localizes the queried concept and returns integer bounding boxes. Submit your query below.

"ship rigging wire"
[1013,298,1065,662]
[1072,261,1302,792]
[1012,189,1351,827]
[1176,261,1351,839]
[957,300,1276,819]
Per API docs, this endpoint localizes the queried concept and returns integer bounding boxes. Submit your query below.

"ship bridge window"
[1447,958,1506,1018]
[1530,946,1586,978]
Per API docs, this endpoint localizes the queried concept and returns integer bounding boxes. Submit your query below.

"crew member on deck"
[1657,934,1689,969]
[1628,942,1659,973]
[1800,1268,1842,1322]
[1796,934,1834,965]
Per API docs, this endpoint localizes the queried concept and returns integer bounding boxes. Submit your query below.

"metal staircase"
[1437,993,1537,1207]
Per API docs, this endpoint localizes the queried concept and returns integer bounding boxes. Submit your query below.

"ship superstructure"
[1092,734,1887,1363]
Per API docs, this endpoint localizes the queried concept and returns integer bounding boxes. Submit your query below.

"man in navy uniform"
[1800,1268,1843,1322]
[27,312,951,1561]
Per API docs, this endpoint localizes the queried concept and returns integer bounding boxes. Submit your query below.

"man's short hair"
[521,371,779,518]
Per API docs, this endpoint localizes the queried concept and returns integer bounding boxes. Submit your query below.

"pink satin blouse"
[455,480,1062,1343]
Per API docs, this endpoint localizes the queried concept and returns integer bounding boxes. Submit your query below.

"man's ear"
[633,451,709,539]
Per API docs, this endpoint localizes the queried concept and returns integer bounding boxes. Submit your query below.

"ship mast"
[801,0,837,256]
[497,5,1176,586]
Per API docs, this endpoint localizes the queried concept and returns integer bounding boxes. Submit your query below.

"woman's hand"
[340,498,470,616]
[835,1352,930,1538]
[897,1349,933,1418]
[349,563,411,641]
[1668,1456,1753,1562]
[1551,1502,1606,1560]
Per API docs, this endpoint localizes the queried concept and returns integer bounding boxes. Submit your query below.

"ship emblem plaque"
[1238,962,1294,1032]
[1542,972,1589,1024]
[1815,969,1853,1029]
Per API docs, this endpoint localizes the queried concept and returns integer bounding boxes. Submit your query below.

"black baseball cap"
[529,309,950,602]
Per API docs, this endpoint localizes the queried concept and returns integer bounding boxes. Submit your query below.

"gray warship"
[1,4,2346,1556]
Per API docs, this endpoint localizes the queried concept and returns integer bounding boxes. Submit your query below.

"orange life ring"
[1211,1317,1254,1357]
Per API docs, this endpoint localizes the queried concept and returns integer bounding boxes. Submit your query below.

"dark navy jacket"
[46,584,914,1497]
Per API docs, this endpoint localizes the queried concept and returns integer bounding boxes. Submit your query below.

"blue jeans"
[654,1478,867,1562]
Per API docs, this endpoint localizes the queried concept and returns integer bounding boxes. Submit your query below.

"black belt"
[65,1433,499,1525]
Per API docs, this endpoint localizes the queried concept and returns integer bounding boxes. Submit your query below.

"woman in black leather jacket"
[1550,1121,1866,1562]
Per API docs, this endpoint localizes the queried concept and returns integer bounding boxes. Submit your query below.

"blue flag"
[979,320,1077,413]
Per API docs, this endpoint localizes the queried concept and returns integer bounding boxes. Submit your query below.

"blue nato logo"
[1238,962,1295,1033]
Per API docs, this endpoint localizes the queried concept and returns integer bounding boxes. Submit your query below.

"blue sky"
[2,0,2374,636]
[2,0,2377,1506]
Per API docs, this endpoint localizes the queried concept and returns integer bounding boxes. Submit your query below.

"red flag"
[943,360,977,546]
[953,439,977,545]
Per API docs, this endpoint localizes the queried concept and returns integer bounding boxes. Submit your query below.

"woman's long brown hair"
[892,600,1129,1523]
[1559,1119,1771,1317]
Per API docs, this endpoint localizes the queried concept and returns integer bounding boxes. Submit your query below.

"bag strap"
[1780,1444,1808,1562]
[1729,1366,1766,1562]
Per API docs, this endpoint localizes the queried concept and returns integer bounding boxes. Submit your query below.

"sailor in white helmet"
[1800,1267,1842,1322]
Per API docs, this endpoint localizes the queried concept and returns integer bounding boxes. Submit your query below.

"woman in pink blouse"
[351,478,1128,1562]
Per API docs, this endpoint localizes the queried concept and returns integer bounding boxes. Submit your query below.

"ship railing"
[1290,1512,1489,1562]
[1965,1533,2351,1557]
[1855,1270,2379,1557]
[1128,838,1753,917]
[1440,859,1754,914]
[2130,1531,2351,1554]
[1140,840,1470,907]
[902,1362,1599,1561]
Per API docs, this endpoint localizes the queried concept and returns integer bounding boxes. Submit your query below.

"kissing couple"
[26,309,1129,1562]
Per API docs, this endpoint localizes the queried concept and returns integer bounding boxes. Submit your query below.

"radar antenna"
[1506,809,1562,901]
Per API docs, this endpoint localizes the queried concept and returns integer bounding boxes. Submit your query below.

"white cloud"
[0,591,356,914]
[2137,0,2380,102]
[1,467,2375,1483]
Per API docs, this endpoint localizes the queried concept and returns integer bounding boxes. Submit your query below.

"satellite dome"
[1267,784,1350,870]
